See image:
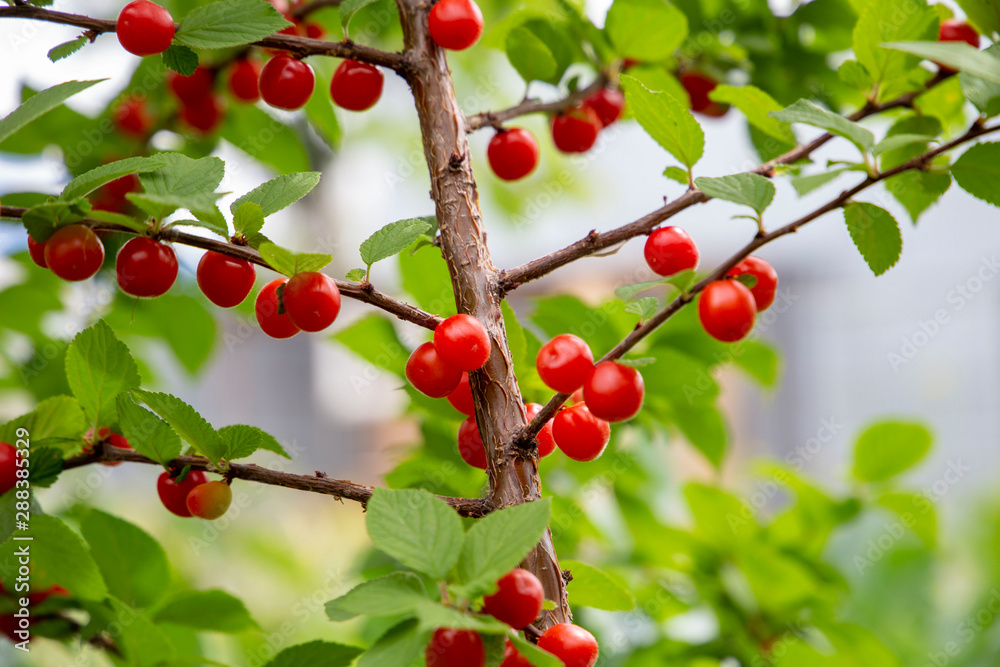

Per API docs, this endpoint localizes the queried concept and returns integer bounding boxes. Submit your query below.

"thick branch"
[63,443,490,517]
[1,207,441,330]
[466,76,610,133]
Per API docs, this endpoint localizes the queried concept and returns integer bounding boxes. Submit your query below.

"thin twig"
[466,75,610,133]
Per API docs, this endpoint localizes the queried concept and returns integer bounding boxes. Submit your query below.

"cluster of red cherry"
[157,469,232,520]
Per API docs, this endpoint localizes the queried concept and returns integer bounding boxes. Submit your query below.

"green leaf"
[346,268,367,282]
[399,242,455,316]
[116,394,183,467]
[884,41,1000,85]
[29,448,64,488]
[340,0,382,32]
[843,202,903,276]
[621,75,704,169]
[854,0,938,101]
[175,0,293,50]
[853,420,933,481]
[366,489,464,579]
[218,424,265,460]
[153,590,261,633]
[605,0,688,62]
[624,297,658,320]
[358,620,428,667]
[674,403,727,466]
[170,216,229,239]
[107,597,176,665]
[709,85,797,145]
[877,492,937,548]
[305,64,342,148]
[233,201,266,238]
[47,36,89,62]
[0,79,104,144]
[509,635,563,667]
[0,515,108,600]
[334,315,408,377]
[264,641,363,667]
[412,605,509,634]
[141,153,225,199]
[130,389,226,466]
[885,170,951,223]
[259,242,332,277]
[221,103,309,174]
[663,166,689,184]
[838,59,874,90]
[615,278,668,301]
[961,45,1000,117]
[65,321,142,430]
[950,142,1000,207]
[360,218,435,268]
[458,499,552,595]
[231,172,322,217]
[256,429,291,458]
[86,207,149,232]
[62,156,168,201]
[0,395,85,446]
[770,99,874,151]
[956,0,1000,37]
[162,45,200,76]
[872,134,937,157]
[506,26,558,84]
[695,173,775,215]
[81,510,170,608]
[325,573,429,621]
[562,560,635,611]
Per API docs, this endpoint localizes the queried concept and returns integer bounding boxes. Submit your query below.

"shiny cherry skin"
[680,72,727,117]
[406,342,462,397]
[197,251,256,308]
[524,403,556,457]
[113,97,153,137]
[698,280,757,342]
[259,55,315,110]
[488,128,540,181]
[282,272,342,332]
[457,417,487,469]
[181,94,224,134]
[644,226,699,276]
[0,443,18,496]
[255,278,301,339]
[229,58,262,102]
[551,105,602,154]
[447,372,476,416]
[44,225,105,282]
[27,234,47,268]
[157,470,208,517]
[583,362,644,423]
[186,480,232,520]
[500,640,532,667]
[482,568,545,629]
[536,334,594,394]
[330,60,384,111]
[552,403,610,462]
[727,256,778,311]
[116,237,178,297]
[939,19,980,48]
[584,88,625,127]
[434,314,491,371]
[425,628,486,667]
[428,0,484,51]
[537,623,599,667]
[117,0,175,56]
[168,66,214,104]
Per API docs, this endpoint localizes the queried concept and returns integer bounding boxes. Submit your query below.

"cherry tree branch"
[466,75,610,133]
[0,206,442,330]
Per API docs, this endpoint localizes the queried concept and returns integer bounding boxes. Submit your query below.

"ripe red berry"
[644,226,699,277]
[698,280,756,342]
[680,72,727,117]
[488,128,540,181]
[552,403,610,462]
[93,173,140,213]
[181,94,224,134]
[500,640,532,667]
[406,342,462,397]
[168,66,214,104]
[727,256,778,311]
[939,19,980,48]
[457,417,487,469]
[27,234,47,268]
[434,314,491,371]
[44,225,105,282]
[256,278,301,339]
[197,251,257,308]
[0,442,18,496]
[113,97,153,138]
[330,60,384,111]
[116,237,178,298]
[551,105,602,154]
[229,58,262,102]
[425,628,486,667]
[428,0,484,51]
[260,55,315,110]
[524,403,556,457]
[536,334,594,394]
[583,362,644,423]
[537,623,599,667]
[446,372,475,416]
[186,480,232,520]
[583,88,625,127]
[305,23,325,39]
[482,568,545,629]
[282,272,342,332]
[157,470,208,517]
[117,0,175,56]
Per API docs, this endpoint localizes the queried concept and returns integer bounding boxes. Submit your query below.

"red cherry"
[457,417,487,469]
[113,97,153,138]
[537,623,599,667]
[197,251,257,308]
[680,72,727,117]
[524,403,556,457]
[0,443,18,496]
[428,0,484,51]
[698,280,756,342]
[536,334,594,394]
[552,403,610,462]
[117,0,175,56]
[406,342,462,397]
[330,60,384,111]
[446,372,476,416]
[727,256,778,311]
[305,23,325,39]
[644,226,699,276]
[168,66,214,104]
[583,362,644,423]
[939,19,980,48]
[488,128,540,181]
[433,314,491,371]
[229,58,262,102]
[583,88,625,127]
[186,480,232,520]
[116,237,178,298]
[255,278,301,339]
[44,225,105,282]
[181,94,224,134]
[551,105,602,154]
[259,55,315,110]
[27,234,47,268]
[105,173,140,201]
[500,640,533,667]
[156,470,208,517]
[482,568,545,629]
[425,628,486,667]
[281,272,341,332]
